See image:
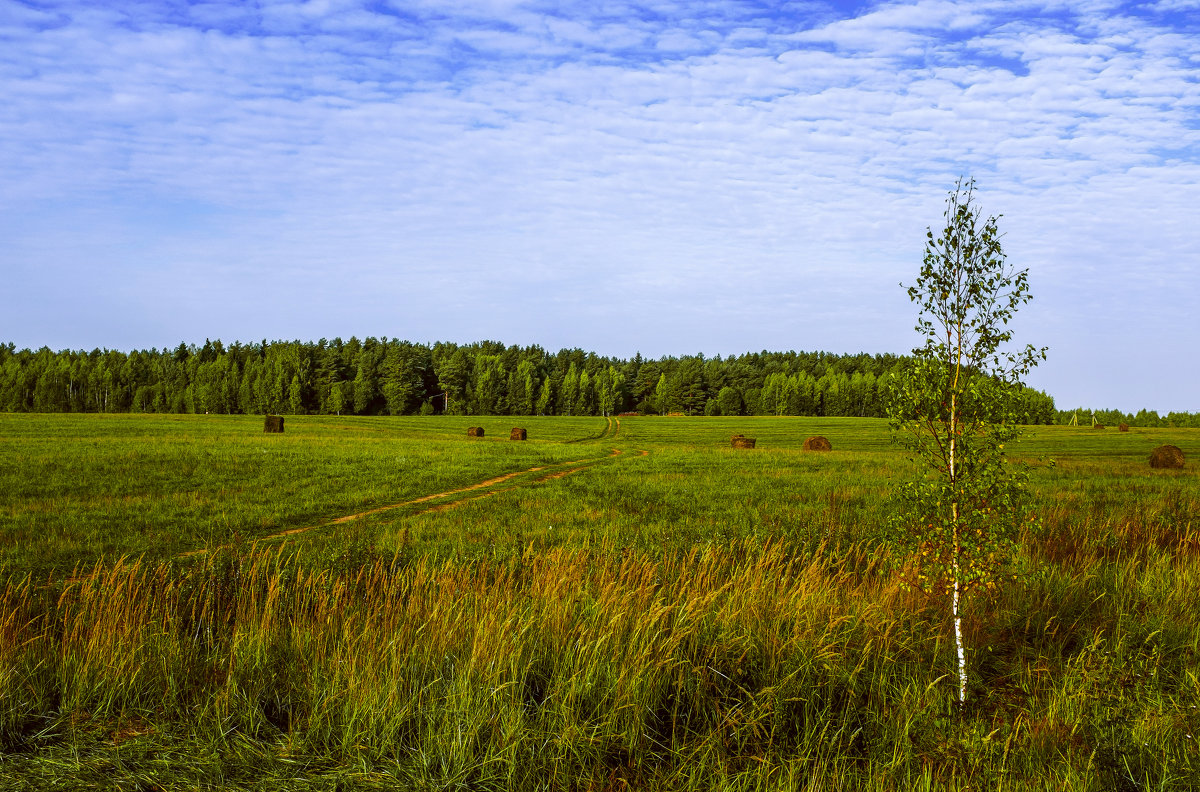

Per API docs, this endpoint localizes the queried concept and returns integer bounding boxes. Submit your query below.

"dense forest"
[0,338,1069,422]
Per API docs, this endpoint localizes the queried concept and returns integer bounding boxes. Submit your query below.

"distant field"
[1,413,1194,574]
[0,414,614,573]
[0,413,1197,790]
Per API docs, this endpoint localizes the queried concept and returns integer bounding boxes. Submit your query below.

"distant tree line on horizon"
[1050,406,1200,429]
[0,337,1129,426]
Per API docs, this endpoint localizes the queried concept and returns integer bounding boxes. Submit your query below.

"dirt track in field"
[178,437,642,557]
[265,447,627,538]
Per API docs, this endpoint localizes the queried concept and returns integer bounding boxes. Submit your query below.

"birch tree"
[888,178,1045,706]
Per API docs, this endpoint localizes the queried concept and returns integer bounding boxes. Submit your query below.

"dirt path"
[265,449,624,539]
[177,431,648,558]
[179,446,635,556]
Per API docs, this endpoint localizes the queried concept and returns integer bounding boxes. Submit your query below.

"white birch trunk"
[952,555,967,705]
[950,383,967,705]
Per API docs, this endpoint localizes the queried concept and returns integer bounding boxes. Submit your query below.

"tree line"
[1051,406,1200,429]
[0,338,1064,421]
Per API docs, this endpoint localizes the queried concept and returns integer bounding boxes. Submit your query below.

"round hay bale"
[264,415,284,433]
[731,437,756,449]
[1118,423,1129,432]
[803,436,832,451]
[1149,445,1185,469]
[467,426,485,438]
[1094,424,1105,430]
[510,427,527,441]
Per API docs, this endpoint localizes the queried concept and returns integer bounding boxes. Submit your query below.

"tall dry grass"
[2,532,1196,790]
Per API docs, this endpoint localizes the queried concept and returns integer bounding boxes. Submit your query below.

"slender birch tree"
[888,178,1045,706]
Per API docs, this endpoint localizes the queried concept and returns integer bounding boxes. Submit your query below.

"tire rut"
[181,447,634,555]
[178,433,648,557]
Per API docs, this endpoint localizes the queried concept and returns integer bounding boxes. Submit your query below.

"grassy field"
[1,413,1198,790]
[0,414,616,573]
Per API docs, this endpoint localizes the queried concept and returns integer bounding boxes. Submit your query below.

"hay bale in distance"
[1118,423,1130,432]
[510,427,527,441]
[467,426,485,438]
[1149,445,1185,469]
[803,436,832,451]
[731,437,756,449]
[264,415,284,433]
[1094,424,1105,430]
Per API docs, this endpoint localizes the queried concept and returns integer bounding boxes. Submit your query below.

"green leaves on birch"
[887,178,1047,702]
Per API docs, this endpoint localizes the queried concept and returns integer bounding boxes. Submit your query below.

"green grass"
[1,413,1198,790]
[0,414,613,574]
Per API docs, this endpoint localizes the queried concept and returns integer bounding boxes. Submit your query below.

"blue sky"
[2,0,1197,412]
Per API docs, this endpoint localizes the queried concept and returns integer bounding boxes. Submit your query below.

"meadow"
[0,413,1197,790]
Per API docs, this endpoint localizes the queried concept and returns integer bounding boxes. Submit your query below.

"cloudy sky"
[2,0,1197,412]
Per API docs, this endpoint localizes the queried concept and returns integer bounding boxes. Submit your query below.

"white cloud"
[1151,0,1200,10]
[0,0,1198,409]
